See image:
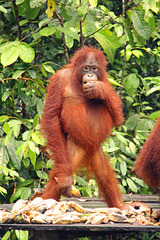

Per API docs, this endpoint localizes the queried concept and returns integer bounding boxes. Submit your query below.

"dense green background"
[0,0,160,205]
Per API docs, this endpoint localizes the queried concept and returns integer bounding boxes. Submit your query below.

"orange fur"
[40,46,124,208]
[134,116,160,189]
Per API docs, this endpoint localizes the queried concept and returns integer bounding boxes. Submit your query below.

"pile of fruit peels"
[0,197,160,225]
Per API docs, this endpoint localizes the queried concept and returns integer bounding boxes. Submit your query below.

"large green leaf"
[94,33,114,64]
[0,6,7,13]
[56,26,79,41]
[135,119,149,132]
[18,43,35,62]
[121,17,134,47]
[17,0,40,19]
[125,114,140,131]
[89,0,97,7]
[1,45,19,67]
[0,116,8,122]
[146,85,160,96]
[123,73,140,95]
[30,0,46,8]
[16,0,25,4]
[6,140,21,170]
[127,178,137,193]
[131,9,151,39]
[120,161,127,176]
[0,145,9,165]
[83,14,97,36]
[39,27,56,36]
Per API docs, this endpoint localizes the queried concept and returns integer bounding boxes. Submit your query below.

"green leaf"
[16,141,28,155]
[15,230,28,240]
[13,124,21,138]
[108,77,122,87]
[56,26,79,41]
[78,4,89,16]
[18,43,35,62]
[10,188,22,203]
[3,122,10,134]
[94,33,114,64]
[120,161,127,176]
[75,175,87,186]
[8,119,22,127]
[89,0,97,7]
[129,142,136,154]
[36,170,48,179]
[18,0,40,19]
[131,177,145,187]
[122,17,134,47]
[107,147,119,152]
[2,91,11,102]
[0,6,7,13]
[5,129,12,145]
[125,114,140,131]
[149,111,160,120]
[116,133,127,144]
[131,9,151,39]
[43,64,55,74]
[123,73,140,95]
[16,0,25,4]
[19,19,28,26]
[17,179,33,189]
[39,27,56,36]
[94,28,121,64]
[1,231,11,240]
[20,187,31,200]
[0,116,8,122]
[146,85,160,96]
[132,50,143,58]
[136,119,149,132]
[39,18,51,28]
[33,114,39,129]
[22,130,32,141]
[12,70,25,79]
[41,66,47,77]
[32,132,43,145]
[28,141,36,152]
[0,145,10,165]
[29,148,36,167]
[6,140,21,170]
[83,14,97,36]
[127,178,137,193]
[30,0,46,8]
[1,45,19,67]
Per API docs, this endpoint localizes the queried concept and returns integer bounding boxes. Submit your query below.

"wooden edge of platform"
[0,223,160,232]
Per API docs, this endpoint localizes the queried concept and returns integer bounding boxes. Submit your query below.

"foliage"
[0,0,160,208]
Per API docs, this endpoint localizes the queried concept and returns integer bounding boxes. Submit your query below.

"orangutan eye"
[83,66,89,71]
[92,67,98,72]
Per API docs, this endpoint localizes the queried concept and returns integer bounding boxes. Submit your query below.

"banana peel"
[71,185,81,198]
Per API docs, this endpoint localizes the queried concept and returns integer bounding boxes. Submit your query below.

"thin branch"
[120,0,127,91]
[13,0,21,41]
[85,2,140,40]
[85,22,110,40]
[20,26,42,42]
[54,10,69,64]
[79,0,84,46]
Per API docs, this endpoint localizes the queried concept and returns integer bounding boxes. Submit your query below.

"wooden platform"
[0,194,159,240]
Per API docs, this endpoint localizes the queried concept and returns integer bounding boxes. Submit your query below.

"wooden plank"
[0,223,160,232]
[0,194,159,237]
[64,194,160,210]
[0,195,159,211]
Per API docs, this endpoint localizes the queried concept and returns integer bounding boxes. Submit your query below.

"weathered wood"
[0,195,159,240]
[0,223,160,232]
